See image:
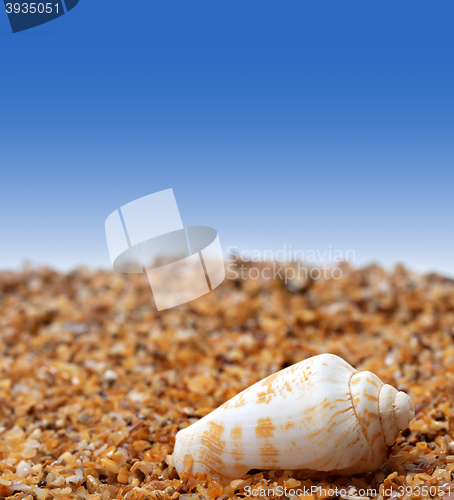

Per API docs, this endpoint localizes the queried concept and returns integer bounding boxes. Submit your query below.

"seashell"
[173,353,415,483]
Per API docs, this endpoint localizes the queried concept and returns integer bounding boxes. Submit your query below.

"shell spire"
[173,354,415,484]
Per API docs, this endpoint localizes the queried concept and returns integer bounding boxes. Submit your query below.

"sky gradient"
[1,2,453,275]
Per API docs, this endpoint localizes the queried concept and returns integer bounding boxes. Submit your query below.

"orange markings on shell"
[199,421,225,453]
[261,372,278,387]
[259,442,280,462]
[231,424,242,440]
[256,417,276,438]
[256,384,276,404]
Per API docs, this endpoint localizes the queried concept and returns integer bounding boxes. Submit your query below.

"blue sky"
[1,2,453,274]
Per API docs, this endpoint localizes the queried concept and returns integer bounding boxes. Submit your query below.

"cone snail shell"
[174,353,415,483]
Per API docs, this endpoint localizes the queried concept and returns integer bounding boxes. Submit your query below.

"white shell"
[174,354,415,483]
